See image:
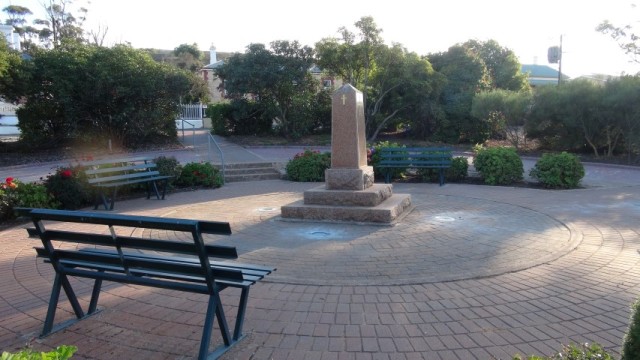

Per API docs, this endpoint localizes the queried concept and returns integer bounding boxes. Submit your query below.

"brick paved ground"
[1,179,640,359]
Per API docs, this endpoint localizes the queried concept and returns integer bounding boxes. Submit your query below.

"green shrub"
[176,162,223,188]
[474,146,523,185]
[418,156,469,183]
[153,156,182,188]
[44,167,92,210]
[206,103,232,136]
[513,342,613,360]
[1,345,77,360]
[622,298,640,360]
[529,152,585,189]
[13,181,60,209]
[369,141,407,180]
[286,150,331,182]
[0,178,60,221]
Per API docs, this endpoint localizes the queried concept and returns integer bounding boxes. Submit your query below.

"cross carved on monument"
[341,94,346,105]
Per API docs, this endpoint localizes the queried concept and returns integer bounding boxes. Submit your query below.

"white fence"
[176,103,204,130]
[179,103,204,120]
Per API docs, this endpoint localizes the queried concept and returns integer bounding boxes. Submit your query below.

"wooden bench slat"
[38,251,260,288]
[29,209,232,234]
[39,230,238,258]
[40,249,256,286]
[92,175,171,188]
[75,157,170,210]
[79,248,273,274]
[87,170,163,184]
[84,163,157,175]
[77,157,154,167]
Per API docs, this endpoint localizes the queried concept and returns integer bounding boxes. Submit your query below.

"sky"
[4,0,640,78]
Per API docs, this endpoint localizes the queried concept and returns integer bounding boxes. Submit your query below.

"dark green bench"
[78,157,171,210]
[19,208,275,360]
[377,147,453,186]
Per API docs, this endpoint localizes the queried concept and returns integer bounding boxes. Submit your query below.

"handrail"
[180,119,196,149]
[208,133,225,184]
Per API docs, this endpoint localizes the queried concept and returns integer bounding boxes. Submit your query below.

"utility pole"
[557,35,563,85]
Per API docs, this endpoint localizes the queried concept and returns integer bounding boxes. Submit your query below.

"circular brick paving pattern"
[4,181,640,359]
[157,192,576,286]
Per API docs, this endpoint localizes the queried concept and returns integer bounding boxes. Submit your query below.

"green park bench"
[18,208,275,360]
[78,156,171,210]
[377,147,453,186]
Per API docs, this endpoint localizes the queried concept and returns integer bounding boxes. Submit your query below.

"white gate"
[176,103,204,129]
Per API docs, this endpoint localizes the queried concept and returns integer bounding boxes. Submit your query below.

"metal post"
[557,35,563,85]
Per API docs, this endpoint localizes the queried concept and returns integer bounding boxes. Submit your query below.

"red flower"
[6,177,13,183]
[61,169,73,178]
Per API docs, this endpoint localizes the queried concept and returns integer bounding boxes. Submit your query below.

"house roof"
[521,64,559,78]
[521,64,570,86]
[203,60,224,70]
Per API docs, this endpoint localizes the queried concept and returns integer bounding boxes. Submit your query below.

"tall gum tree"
[316,16,443,142]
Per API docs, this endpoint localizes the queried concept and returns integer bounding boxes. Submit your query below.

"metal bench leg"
[214,292,232,346]
[144,181,153,200]
[43,273,85,336]
[88,277,103,314]
[150,180,161,200]
[95,191,109,210]
[233,287,250,341]
[109,188,118,210]
[199,292,233,360]
[198,295,217,360]
[159,179,168,200]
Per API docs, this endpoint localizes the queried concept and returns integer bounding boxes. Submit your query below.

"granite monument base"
[281,184,412,225]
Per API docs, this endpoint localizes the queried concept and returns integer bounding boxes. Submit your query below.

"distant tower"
[209,44,217,64]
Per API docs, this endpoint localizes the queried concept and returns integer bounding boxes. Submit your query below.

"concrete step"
[223,162,278,169]
[223,166,279,175]
[224,172,282,182]
[219,162,283,182]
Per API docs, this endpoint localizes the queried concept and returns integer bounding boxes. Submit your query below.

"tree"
[171,43,204,73]
[462,39,530,91]
[527,80,617,157]
[429,45,492,143]
[316,17,444,142]
[12,43,207,148]
[471,89,533,149]
[366,44,444,142]
[597,5,640,64]
[315,16,382,90]
[39,0,88,48]
[0,36,28,103]
[601,76,640,161]
[215,41,317,138]
[2,1,88,51]
[2,5,32,37]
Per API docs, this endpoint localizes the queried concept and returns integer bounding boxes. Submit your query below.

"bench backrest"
[78,158,158,183]
[26,208,239,294]
[378,147,453,166]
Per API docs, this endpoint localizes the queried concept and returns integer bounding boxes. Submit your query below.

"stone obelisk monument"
[326,84,374,190]
[281,84,412,224]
